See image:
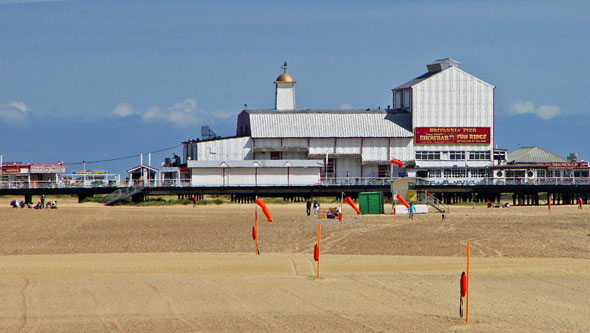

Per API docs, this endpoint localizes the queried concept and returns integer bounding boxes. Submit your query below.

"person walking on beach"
[306,199,312,216]
[578,196,583,209]
[409,203,415,220]
[192,196,198,208]
[41,195,45,209]
[313,201,320,216]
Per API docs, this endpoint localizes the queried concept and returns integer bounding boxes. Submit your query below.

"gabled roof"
[393,66,494,90]
[242,109,413,138]
[393,71,439,90]
[127,164,160,173]
[187,160,324,168]
[507,147,568,163]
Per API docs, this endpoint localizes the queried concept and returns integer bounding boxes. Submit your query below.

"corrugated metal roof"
[393,71,439,90]
[188,160,324,168]
[507,147,568,163]
[244,109,413,138]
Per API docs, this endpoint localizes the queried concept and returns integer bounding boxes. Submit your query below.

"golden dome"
[274,73,296,84]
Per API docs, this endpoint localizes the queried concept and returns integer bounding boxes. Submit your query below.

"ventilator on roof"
[427,58,460,73]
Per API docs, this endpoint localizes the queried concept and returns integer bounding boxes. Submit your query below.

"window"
[394,91,402,109]
[494,151,506,161]
[442,169,467,178]
[325,158,335,175]
[469,151,491,160]
[450,151,465,160]
[537,170,546,178]
[471,169,487,178]
[403,90,410,110]
[547,170,554,177]
[378,165,389,177]
[451,169,467,178]
[416,151,441,160]
[429,169,441,178]
[270,152,281,160]
[554,170,561,177]
[506,170,526,178]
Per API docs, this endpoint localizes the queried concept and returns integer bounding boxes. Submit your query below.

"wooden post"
[466,241,470,323]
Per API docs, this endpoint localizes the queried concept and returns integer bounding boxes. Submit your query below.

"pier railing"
[414,177,590,186]
[0,177,393,190]
[2,176,590,190]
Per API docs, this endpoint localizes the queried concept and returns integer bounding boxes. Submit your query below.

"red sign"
[30,164,66,174]
[1,166,25,173]
[539,162,589,168]
[415,127,490,145]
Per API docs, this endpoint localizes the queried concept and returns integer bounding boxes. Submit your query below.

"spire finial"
[281,61,287,73]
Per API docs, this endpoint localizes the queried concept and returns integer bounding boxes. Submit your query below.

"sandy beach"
[0,198,588,331]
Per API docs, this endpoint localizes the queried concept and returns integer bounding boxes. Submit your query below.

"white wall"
[289,168,321,185]
[275,84,295,110]
[257,168,287,185]
[362,138,389,163]
[227,168,255,185]
[362,165,378,177]
[335,138,361,156]
[192,168,223,186]
[308,138,334,156]
[412,67,494,154]
[282,151,307,159]
[191,167,321,186]
[254,138,281,148]
[196,137,253,161]
[390,138,414,161]
[335,158,361,177]
[282,138,307,148]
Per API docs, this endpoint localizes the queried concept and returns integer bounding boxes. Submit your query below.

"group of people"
[306,199,341,219]
[9,195,57,209]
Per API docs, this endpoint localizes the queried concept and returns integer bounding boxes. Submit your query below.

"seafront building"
[182,59,502,186]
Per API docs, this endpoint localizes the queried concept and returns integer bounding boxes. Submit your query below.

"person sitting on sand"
[441,212,446,221]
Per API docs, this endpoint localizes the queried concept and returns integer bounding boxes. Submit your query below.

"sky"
[1,0,589,175]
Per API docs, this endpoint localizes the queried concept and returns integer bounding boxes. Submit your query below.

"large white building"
[184,59,499,186]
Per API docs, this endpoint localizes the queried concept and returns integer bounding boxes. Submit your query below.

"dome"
[274,73,296,84]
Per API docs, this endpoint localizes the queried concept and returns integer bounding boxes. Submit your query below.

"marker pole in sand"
[466,241,470,323]
[317,223,321,279]
[340,192,344,232]
[255,196,259,255]
[393,191,397,221]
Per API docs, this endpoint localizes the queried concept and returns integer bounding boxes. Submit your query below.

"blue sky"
[1,0,589,175]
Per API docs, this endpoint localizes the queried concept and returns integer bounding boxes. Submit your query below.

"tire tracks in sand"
[197,277,286,331]
[17,276,29,333]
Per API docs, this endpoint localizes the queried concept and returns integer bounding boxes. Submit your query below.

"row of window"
[416,151,491,160]
[427,169,488,178]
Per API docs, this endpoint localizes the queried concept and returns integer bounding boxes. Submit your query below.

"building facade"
[183,59,500,186]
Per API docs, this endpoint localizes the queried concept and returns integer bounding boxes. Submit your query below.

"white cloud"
[339,104,354,110]
[509,100,561,120]
[142,98,200,126]
[0,100,30,123]
[110,103,138,117]
[111,98,231,127]
[535,105,561,120]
